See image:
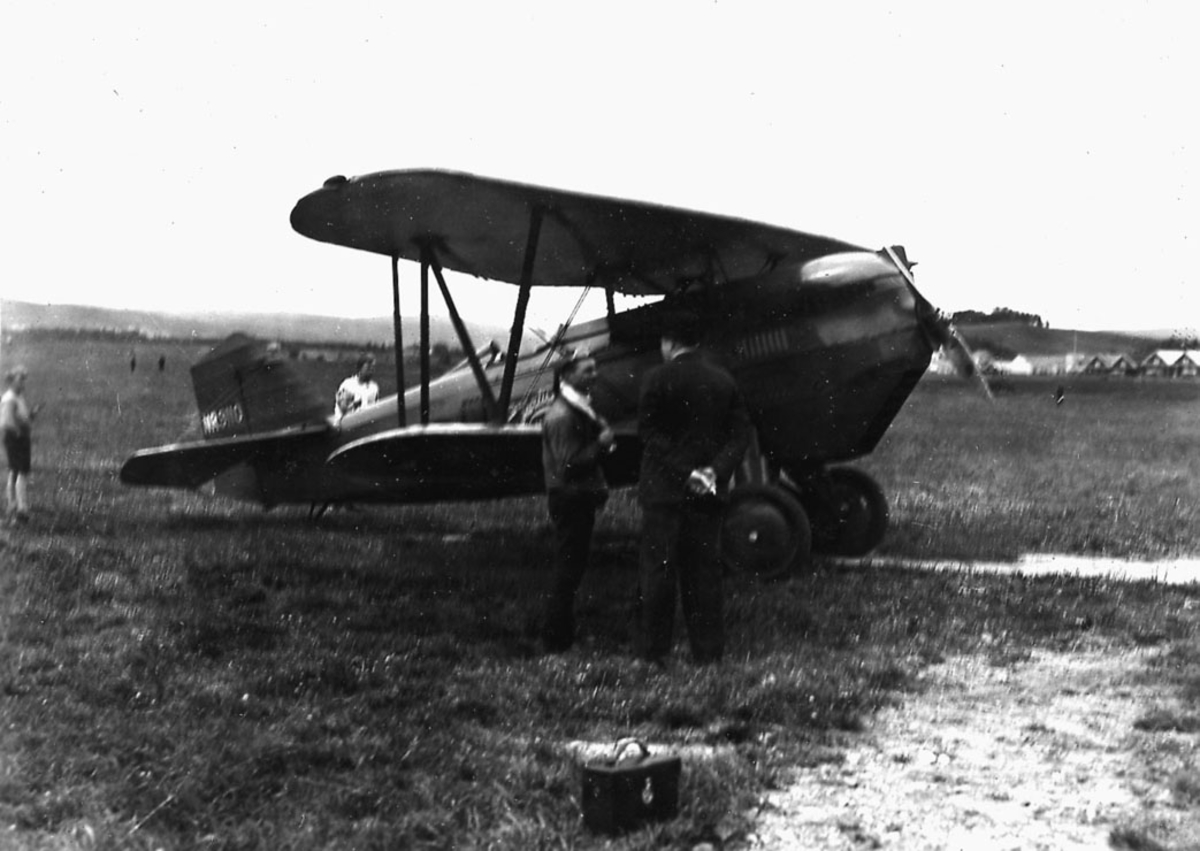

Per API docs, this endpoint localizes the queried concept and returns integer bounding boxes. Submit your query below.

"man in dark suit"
[636,310,752,664]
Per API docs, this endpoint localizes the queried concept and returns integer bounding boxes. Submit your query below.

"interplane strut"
[498,205,545,417]
[391,255,407,428]
[422,246,502,423]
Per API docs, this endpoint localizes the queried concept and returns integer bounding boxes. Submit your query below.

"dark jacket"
[541,396,609,495]
[637,350,752,506]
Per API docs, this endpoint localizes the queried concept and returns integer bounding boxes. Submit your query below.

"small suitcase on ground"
[581,739,681,835]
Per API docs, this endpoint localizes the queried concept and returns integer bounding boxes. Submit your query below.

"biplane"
[120,169,981,574]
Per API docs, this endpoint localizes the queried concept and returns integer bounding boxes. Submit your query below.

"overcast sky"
[2,1,1195,333]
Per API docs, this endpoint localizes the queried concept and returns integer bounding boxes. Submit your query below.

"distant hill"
[956,322,1172,360]
[1,300,510,348]
[2,300,1180,361]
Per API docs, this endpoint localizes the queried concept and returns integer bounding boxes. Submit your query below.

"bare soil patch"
[747,648,1200,850]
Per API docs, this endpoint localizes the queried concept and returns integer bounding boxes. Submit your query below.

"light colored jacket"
[0,389,31,437]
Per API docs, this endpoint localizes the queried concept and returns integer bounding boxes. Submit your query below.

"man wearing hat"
[636,310,751,664]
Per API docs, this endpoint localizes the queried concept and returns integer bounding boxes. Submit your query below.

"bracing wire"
[514,285,592,416]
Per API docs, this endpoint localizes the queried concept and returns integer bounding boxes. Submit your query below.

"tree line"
[952,307,1048,328]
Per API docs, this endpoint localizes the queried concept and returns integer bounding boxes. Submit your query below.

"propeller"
[936,311,995,401]
[883,246,993,401]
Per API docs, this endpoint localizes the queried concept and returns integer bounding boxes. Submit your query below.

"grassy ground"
[864,375,1200,560]
[1,336,1198,850]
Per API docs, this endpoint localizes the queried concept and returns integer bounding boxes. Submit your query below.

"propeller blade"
[945,323,994,401]
[881,245,993,401]
[943,325,976,377]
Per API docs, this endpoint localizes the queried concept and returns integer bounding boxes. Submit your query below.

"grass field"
[1,335,1198,850]
[865,375,1200,561]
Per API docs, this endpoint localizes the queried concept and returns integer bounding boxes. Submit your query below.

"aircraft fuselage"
[261,250,932,506]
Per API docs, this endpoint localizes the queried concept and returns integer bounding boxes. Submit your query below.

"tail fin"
[191,334,328,439]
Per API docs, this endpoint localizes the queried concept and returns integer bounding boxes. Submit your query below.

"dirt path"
[746,648,1200,850]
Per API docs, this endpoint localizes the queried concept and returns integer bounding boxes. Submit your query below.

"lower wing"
[327,423,641,500]
[326,424,545,499]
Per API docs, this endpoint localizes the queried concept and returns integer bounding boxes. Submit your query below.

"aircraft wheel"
[807,467,888,557]
[720,484,811,578]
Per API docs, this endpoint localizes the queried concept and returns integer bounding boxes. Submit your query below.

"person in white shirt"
[1,367,38,524]
[333,355,380,424]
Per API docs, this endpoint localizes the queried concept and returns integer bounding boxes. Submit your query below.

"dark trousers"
[543,490,600,650]
[4,432,31,475]
[637,503,724,663]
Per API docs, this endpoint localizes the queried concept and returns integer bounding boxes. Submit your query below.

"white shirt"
[559,382,603,426]
[1,388,31,436]
[333,375,380,423]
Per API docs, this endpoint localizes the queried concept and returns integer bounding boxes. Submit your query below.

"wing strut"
[423,245,503,422]
[498,205,545,419]
[391,255,408,428]
[420,260,431,424]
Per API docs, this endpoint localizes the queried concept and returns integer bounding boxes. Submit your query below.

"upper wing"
[120,424,331,489]
[290,170,864,297]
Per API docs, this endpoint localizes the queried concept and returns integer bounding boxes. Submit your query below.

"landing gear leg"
[719,430,812,578]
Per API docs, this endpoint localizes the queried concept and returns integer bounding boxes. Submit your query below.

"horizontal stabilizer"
[120,424,331,489]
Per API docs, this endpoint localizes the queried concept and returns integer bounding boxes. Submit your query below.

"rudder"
[191,334,329,439]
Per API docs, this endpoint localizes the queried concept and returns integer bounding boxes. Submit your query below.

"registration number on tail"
[201,402,245,436]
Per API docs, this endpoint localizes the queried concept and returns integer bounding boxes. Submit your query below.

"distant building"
[991,355,1034,376]
[930,343,1200,381]
[294,347,347,363]
[1064,353,1089,374]
[1024,355,1073,375]
[1111,354,1139,375]
[1141,349,1193,378]
[1083,353,1137,376]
